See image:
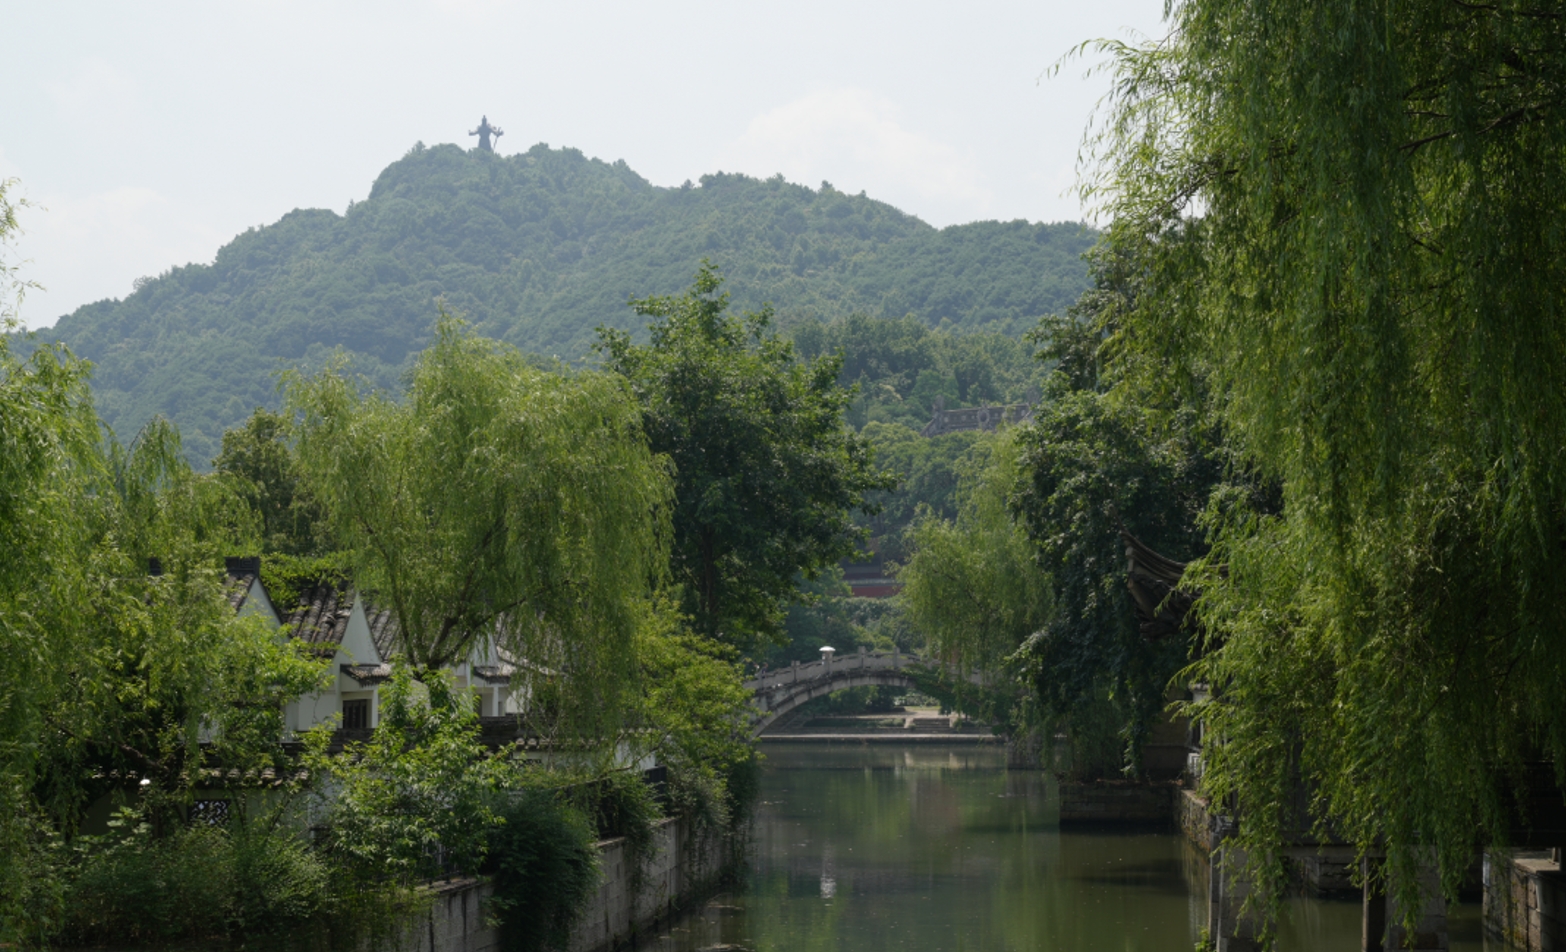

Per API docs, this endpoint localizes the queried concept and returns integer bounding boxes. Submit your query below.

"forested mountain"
[37,142,1094,462]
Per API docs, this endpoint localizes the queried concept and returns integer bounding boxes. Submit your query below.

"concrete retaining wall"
[1485,850,1566,951]
[401,816,727,952]
[1059,780,1176,824]
[405,879,500,952]
[569,816,726,952]
[1177,788,1213,853]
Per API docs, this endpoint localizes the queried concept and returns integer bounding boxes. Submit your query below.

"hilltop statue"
[469,115,504,152]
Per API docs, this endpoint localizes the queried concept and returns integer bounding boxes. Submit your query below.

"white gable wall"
[285,597,389,734]
[237,578,282,628]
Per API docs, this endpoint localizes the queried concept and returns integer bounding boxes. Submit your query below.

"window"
[190,800,231,826]
[343,698,370,730]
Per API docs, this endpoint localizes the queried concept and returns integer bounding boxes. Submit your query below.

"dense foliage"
[855,425,989,564]
[598,265,894,650]
[212,407,326,556]
[1009,388,1218,776]
[896,433,1051,748]
[1091,0,1566,924]
[793,313,1041,432]
[285,316,671,722]
[0,370,329,942]
[485,788,599,952]
[52,812,334,947]
[36,143,1094,464]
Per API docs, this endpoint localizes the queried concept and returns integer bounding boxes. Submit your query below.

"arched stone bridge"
[743,648,978,735]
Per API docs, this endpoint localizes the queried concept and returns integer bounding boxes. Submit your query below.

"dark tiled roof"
[363,600,400,660]
[285,580,354,649]
[225,573,259,611]
[341,662,393,685]
[282,580,401,661]
[223,557,266,613]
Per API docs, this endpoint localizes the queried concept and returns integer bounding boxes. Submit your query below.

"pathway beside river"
[640,743,1486,952]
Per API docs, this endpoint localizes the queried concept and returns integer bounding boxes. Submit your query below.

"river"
[643,743,1488,951]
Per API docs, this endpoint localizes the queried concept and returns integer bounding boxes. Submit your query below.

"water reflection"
[642,743,1487,951]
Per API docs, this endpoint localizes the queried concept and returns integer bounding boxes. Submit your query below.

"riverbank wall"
[1059,780,1178,824]
[569,816,728,952]
[1484,849,1566,951]
[399,816,729,952]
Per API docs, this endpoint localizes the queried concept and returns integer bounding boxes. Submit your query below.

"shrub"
[485,789,599,952]
[577,769,662,897]
[53,807,333,947]
[60,815,234,946]
[228,825,333,936]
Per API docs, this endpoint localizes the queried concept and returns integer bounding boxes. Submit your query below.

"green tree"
[0,184,104,934]
[1090,0,1566,921]
[597,264,895,650]
[285,317,672,736]
[857,422,987,563]
[900,432,1051,677]
[898,432,1053,748]
[34,420,325,834]
[310,670,517,885]
[212,407,325,556]
[1009,388,1217,777]
[792,313,1042,432]
[629,603,754,817]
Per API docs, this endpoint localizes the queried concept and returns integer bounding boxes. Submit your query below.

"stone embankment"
[1485,849,1566,951]
[1058,780,1178,824]
[401,816,728,952]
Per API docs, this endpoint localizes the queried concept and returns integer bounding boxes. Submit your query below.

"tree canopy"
[212,407,325,556]
[285,317,672,728]
[899,432,1050,677]
[1091,0,1566,918]
[598,264,895,650]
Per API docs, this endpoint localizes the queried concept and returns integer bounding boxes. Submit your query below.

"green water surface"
[645,743,1487,952]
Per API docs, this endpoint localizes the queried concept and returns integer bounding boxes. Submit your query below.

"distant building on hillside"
[843,562,901,598]
[919,396,1035,438]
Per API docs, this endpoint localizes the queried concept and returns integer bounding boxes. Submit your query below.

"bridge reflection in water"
[638,743,1485,952]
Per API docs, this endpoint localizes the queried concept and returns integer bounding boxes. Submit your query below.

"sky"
[3,0,1167,330]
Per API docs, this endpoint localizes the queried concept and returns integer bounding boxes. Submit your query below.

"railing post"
[1362,856,1386,952]
[792,659,799,683]
[893,644,901,670]
[859,645,866,669]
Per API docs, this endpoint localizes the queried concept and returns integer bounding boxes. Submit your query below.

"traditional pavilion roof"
[919,398,1035,438]
[1121,528,1197,641]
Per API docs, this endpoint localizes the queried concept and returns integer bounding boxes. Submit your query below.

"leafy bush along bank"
[14,670,752,951]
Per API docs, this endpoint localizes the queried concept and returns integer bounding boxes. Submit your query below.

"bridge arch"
[750,670,919,734]
[743,649,977,736]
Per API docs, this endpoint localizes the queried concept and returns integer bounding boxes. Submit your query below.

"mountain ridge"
[37,141,1096,461]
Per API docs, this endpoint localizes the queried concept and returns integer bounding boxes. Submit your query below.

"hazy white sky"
[3,1,1166,329]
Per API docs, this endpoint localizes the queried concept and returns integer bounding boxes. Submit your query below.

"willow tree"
[286,317,672,731]
[898,433,1053,748]
[1089,0,1566,922]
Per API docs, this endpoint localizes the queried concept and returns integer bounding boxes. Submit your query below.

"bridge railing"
[742,647,928,693]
